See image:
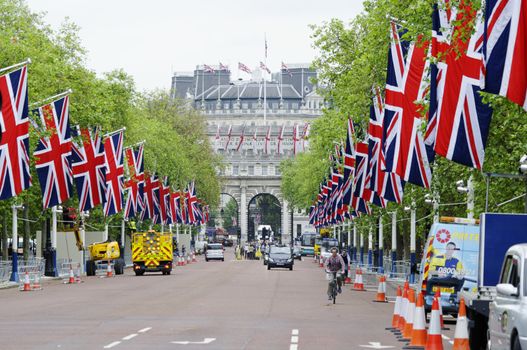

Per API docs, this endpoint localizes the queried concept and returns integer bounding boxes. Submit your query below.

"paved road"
[0,251,457,349]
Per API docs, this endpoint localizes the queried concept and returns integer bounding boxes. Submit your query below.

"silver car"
[488,244,527,350]
[205,243,225,262]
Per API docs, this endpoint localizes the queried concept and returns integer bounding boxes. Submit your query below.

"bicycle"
[326,271,340,304]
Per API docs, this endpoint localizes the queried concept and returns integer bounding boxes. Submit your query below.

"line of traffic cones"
[352,268,365,291]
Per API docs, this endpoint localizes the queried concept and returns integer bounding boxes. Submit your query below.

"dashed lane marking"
[290,329,299,350]
[290,345,298,350]
[138,327,152,333]
[103,341,121,349]
[291,329,299,336]
[122,334,138,341]
[291,336,299,343]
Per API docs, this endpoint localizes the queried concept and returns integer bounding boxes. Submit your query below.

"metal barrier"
[96,261,114,277]
[0,260,12,284]
[17,258,45,291]
[59,261,82,283]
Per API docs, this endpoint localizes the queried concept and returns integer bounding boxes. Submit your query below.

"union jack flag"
[277,125,284,154]
[186,182,199,224]
[342,118,356,207]
[384,21,432,188]
[426,1,492,170]
[225,125,232,151]
[238,62,252,74]
[281,62,293,77]
[367,87,405,203]
[141,172,159,221]
[484,0,527,110]
[236,125,245,152]
[103,130,124,216]
[260,61,271,74]
[265,126,271,154]
[124,144,144,219]
[354,142,386,208]
[203,64,215,73]
[158,176,170,225]
[219,62,229,71]
[71,127,107,212]
[33,96,73,208]
[169,190,183,224]
[0,65,31,199]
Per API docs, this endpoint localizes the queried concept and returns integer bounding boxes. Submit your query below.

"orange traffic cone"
[68,268,75,284]
[353,268,365,291]
[319,256,324,268]
[187,254,191,264]
[402,289,416,340]
[32,273,42,290]
[397,283,409,332]
[106,263,113,277]
[388,285,402,330]
[452,299,469,350]
[425,296,444,350]
[192,252,197,263]
[373,275,387,302]
[22,272,31,292]
[344,264,352,284]
[406,292,427,348]
[434,289,447,330]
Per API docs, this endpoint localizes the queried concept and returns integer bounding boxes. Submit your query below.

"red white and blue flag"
[124,144,144,219]
[0,65,31,199]
[384,22,432,188]
[367,87,405,203]
[260,62,271,74]
[169,190,183,224]
[238,62,252,74]
[103,130,124,216]
[484,0,527,110]
[354,142,386,208]
[71,127,107,212]
[186,182,199,225]
[426,2,492,170]
[33,96,73,208]
[203,64,215,73]
[141,172,159,221]
[158,176,171,225]
[277,125,284,154]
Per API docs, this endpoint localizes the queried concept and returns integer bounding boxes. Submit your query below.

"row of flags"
[310,0,526,228]
[215,123,310,155]
[0,62,209,226]
[202,62,294,77]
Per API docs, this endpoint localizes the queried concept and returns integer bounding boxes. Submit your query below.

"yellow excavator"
[63,207,125,276]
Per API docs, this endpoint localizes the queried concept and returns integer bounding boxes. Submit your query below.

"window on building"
[233,165,239,176]
[224,103,230,109]
[248,165,254,175]
[262,165,268,176]
[275,166,281,175]
[242,103,249,109]
[272,103,279,109]
[292,103,299,109]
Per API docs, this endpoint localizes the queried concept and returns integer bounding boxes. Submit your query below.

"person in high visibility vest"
[427,242,466,296]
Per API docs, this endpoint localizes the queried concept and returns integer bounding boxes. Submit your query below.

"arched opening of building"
[211,193,240,244]
[247,194,282,243]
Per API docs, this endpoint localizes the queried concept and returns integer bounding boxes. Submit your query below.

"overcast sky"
[25,0,364,91]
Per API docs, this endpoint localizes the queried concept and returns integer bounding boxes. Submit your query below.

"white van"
[205,243,225,262]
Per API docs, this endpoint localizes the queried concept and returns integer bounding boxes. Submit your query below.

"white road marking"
[122,334,138,341]
[171,338,216,345]
[103,341,121,349]
[290,345,298,350]
[291,329,299,336]
[441,335,450,340]
[359,342,395,349]
[291,336,299,343]
[138,327,152,333]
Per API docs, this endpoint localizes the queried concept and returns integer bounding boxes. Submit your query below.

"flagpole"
[103,126,126,138]
[217,65,221,104]
[301,67,304,105]
[0,58,31,74]
[29,89,73,108]
[201,66,205,109]
[123,140,146,151]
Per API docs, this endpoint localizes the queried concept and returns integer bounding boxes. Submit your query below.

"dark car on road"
[267,246,294,271]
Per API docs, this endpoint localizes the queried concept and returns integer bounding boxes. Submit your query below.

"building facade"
[171,64,323,243]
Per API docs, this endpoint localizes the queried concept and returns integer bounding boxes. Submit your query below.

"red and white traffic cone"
[22,272,31,292]
[425,296,444,350]
[106,263,113,277]
[406,291,427,348]
[319,256,324,268]
[388,285,402,331]
[452,299,470,350]
[68,268,75,284]
[402,289,416,340]
[344,264,352,284]
[32,273,42,290]
[397,282,409,333]
[353,268,365,291]
[192,252,197,263]
[187,254,191,264]
[373,275,387,302]
[434,289,446,330]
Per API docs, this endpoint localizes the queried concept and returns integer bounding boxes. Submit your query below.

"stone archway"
[247,193,282,242]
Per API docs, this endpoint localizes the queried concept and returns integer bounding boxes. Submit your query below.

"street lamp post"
[367,226,373,269]
[391,211,397,277]
[456,176,475,219]
[378,215,384,273]
[10,204,23,282]
[404,200,416,283]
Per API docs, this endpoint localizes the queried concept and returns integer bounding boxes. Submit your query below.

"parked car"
[293,246,302,260]
[267,246,293,271]
[205,243,225,262]
[223,239,234,247]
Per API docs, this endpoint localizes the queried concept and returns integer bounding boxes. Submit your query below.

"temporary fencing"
[17,258,45,291]
[0,260,13,284]
[59,260,82,284]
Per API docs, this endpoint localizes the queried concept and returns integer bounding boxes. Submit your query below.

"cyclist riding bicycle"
[325,247,345,300]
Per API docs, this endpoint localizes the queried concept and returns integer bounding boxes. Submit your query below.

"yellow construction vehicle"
[314,228,332,255]
[132,230,173,276]
[86,241,124,276]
